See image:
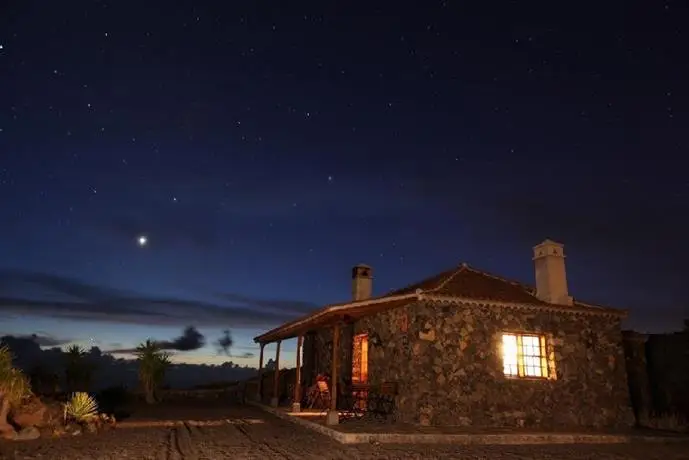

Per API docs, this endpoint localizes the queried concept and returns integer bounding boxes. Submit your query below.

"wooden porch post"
[292,334,304,412]
[326,323,340,425]
[270,340,281,407]
[256,343,265,402]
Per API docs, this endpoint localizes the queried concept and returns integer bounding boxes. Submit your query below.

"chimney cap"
[533,238,564,248]
[533,239,566,260]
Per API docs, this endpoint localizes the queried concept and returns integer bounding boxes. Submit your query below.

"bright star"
[137,235,148,247]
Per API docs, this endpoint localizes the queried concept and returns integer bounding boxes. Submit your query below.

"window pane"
[502,334,518,376]
[502,333,549,379]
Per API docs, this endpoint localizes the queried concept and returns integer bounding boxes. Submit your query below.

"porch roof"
[253,293,420,344]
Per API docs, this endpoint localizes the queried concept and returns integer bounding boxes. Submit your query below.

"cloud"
[8,333,72,347]
[156,326,205,351]
[217,293,319,315]
[0,270,310,329]
[231,352,255,359]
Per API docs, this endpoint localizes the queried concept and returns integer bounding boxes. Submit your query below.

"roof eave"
[253,293,420,344]
[420,294,628,317]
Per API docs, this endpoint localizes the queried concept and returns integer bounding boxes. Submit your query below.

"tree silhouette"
[215,330,233,356]
[135,340,170,404]
[64,345,94,392]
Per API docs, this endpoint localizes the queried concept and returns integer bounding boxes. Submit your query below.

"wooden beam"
[271,340,281,407]
[329,323,340,411]
[293,335,304,411]
[257,343,265,401]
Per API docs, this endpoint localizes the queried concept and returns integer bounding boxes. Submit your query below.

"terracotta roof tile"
[388,263,549,305]
[255,263,621,343]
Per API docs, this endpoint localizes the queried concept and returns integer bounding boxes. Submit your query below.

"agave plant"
[0,345,31,428]
[135,340,171,404]
[64,392,99,422]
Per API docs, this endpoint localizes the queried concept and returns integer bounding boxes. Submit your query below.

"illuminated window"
[502,333,549,378]
[352,334,369,383]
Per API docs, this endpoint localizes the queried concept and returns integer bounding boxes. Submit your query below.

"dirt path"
[1,404,689,459]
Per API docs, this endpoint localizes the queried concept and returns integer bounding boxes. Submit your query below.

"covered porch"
[252,293,416,425]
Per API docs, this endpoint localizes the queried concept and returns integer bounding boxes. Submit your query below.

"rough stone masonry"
[305,300,634,429]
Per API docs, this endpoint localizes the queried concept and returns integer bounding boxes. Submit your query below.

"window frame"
[501,332,551,380]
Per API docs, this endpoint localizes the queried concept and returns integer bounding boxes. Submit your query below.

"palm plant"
[134,340,170,404]
[0,345,30,429]
[64,345,94,392]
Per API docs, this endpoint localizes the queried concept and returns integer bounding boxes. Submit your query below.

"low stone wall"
[623,324,689,424]
[256,368,297,404]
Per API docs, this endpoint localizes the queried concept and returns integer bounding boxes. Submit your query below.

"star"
[137,235,148,247]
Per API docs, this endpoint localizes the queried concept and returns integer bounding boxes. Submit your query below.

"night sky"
[1,1,687,367]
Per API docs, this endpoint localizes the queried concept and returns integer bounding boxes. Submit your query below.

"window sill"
[503,375,555,382]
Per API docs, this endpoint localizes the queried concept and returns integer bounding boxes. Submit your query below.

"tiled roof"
[254,262,620,343]
[388,263,549,305]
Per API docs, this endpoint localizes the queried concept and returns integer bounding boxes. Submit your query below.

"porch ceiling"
[254,295,417,344]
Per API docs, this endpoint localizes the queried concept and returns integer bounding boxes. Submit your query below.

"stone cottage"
[254,239,634,428]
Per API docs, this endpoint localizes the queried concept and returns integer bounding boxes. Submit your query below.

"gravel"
[1,405,688,460]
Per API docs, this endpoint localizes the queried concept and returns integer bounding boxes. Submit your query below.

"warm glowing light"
[502,333,549,378]
[352,333,369,383]
[502,334,519,376]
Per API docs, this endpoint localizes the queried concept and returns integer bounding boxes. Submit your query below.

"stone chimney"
[352,264,373,301]
[532,239,573,306]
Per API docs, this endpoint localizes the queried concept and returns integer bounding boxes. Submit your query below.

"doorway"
[352,333,369,383]
[351,333,369,410]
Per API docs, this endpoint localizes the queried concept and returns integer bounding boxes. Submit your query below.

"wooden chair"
[314,380,330,408]
[306,380,331,409]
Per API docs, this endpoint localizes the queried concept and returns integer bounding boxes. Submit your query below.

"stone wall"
[622,331,652,421]
[257,368,297,404]
[302,325,354,386]
[643,327,689,416]
[305,300,634,429]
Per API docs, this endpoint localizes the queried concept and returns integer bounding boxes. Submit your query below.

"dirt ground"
[1,401,689,460]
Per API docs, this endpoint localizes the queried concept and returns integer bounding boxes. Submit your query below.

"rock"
[10,396,46,429]
[0,423,17,440]
[84,420,99,433]
[65,423,82,436]
[419,329,436,341]
[14,426,40,441]
[10,396,63,429]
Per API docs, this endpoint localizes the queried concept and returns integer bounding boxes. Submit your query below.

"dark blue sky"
[1,1,687,366]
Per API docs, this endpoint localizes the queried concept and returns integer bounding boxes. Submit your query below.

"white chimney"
[352,264,372,301]
[532,239,573,306]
